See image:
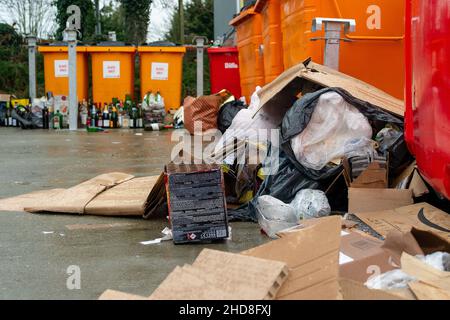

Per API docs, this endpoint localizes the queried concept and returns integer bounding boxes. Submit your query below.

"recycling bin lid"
[38,42,87,52]
[137,41,186,53]
[141,41,178,47]
[207,47,238,54]
[86,42,136,53]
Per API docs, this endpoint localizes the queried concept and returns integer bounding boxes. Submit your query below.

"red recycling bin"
[405,0,450,200]
[208,47,242,99]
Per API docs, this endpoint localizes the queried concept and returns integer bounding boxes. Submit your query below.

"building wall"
[213,0,241,41]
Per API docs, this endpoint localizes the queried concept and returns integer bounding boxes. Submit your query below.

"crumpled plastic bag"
[376,126,403,153]
[365,251,450,290]
[290,189,331,220]
[343,137,378,160]
[365,269,416,290]
[212,87,278,164]
[416,252,450,272]
[255,195,298,239]
[291,91,373,171]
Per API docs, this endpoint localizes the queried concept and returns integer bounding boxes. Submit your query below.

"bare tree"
[0,0,56,38]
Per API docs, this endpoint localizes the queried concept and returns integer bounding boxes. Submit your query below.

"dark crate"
[165,164,229,244]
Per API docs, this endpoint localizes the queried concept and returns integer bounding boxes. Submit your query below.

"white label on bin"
[224,62,238,69]
[54,60,69,77]
[151,62,169,80]
[103,61,120,79]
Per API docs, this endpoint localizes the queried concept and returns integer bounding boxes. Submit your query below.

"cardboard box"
[339,230,394,283]
[342,152,414,215]
[343,157,388,189]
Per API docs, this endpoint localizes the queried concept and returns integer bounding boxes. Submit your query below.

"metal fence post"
[194,36,208,97]
[65,29,78,131]
[27,35,37,101]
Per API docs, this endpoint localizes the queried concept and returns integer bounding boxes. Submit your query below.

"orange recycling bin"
[38,44,89,101]
[230,5,265,103]
[87,44,136,104]
[254,0,284,83]
[280,0,405,99]
[138,45,186,110]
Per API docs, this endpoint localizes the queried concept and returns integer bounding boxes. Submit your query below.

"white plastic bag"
[343,137,378,160]
[365,252,450,290]
[290,189,331,220]
[255,195,298,239]
[365,269,416,290]
[212,87,278,164]
[291,92,373,170]
[416,252,450,272]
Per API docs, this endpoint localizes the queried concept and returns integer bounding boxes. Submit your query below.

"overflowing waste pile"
[1,60,449,300]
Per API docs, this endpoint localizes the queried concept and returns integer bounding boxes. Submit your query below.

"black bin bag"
[228,87,411,222]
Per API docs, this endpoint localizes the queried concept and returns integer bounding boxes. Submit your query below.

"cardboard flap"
[355,203,450,242]
[0,189,64,212]
[257,60,404,118]
[339,278,406,300]
[348,188,413,214]
[149,250,288,300]
[242,216,341,300]
[143,173,167,219]
[85,176,160,216]
[408,281,450,300]
[25,172,134,214]
[401,253,450,291]
[410,228,450,255]
[381,229,424,266]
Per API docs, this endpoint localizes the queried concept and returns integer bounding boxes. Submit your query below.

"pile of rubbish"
[1,60,449,300]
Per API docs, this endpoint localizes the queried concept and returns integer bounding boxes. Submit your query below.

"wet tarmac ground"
[0,128,267,299]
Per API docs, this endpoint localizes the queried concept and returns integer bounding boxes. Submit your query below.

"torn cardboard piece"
[150,266,237,300]
[0,189,64,212]
[25,172,134,214]
[257,59,404,121]
[143,173,167,219]
[343,158,388,189]
[408,281,450,300]
[85,176,160,216]
[242,216,341,300]
[0,173,162,217]
[149,249,288,300]
[355,203,450,242]
[348,188,413,214]
[338,278,406,300]
[401,253,450,292]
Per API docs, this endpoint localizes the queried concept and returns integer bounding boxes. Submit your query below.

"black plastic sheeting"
[228,87,412,222]
[217,100,246,133]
